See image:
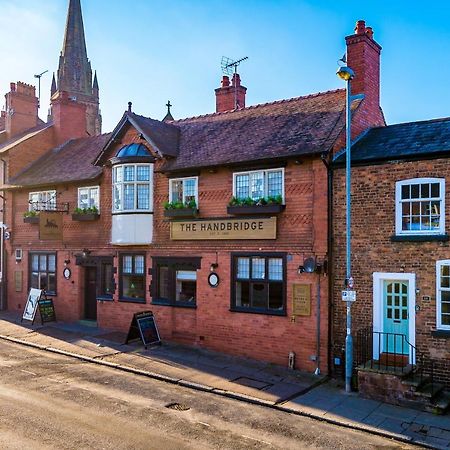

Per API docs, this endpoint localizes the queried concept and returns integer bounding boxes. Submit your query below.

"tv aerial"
[221,56,248,77]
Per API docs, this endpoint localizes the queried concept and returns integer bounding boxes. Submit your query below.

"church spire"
[50,73,57,97]
[49,0,101,135]
[57,0,92,95]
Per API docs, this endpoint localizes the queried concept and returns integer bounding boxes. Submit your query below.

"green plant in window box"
[23,210,38,218]
[163,199,197,210]
[73,206,99,215]
[267,195,283,205]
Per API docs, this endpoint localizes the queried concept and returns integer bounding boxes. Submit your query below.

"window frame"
[168,176,199,206]
[232,168,285,203]
[28,190,57,212]
[230,252,287,316]
[78,186,100,211]
[119,253,146,303]
[28,251,57,296]
[395,178,445,236]
[112,163,153,214]
[152,257,201,308]
[436,260,450,330]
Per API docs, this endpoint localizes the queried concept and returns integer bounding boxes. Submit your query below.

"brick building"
[0,16,384,374]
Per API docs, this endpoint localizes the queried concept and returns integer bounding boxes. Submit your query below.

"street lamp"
[337,62,363,394]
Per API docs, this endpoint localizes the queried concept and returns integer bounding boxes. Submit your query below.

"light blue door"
[383,281,409,354]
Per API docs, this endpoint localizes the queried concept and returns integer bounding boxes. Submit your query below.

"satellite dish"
[303,257,316,273]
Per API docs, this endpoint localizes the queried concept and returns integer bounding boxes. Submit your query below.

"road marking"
[20,369,37,376]
[241,435,273,446]
[197,421,211,427]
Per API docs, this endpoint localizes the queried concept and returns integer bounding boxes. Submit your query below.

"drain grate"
[165,402,190,411]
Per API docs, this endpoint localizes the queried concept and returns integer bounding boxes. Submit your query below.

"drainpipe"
[315,271,321,375]
[0,158,7,310]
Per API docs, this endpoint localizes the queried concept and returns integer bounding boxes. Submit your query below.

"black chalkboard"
[125,311,161,348]
[38,298,56,324]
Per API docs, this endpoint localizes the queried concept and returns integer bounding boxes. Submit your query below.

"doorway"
[84,266,97,320]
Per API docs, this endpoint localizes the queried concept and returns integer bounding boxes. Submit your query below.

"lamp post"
[337,64,363,393]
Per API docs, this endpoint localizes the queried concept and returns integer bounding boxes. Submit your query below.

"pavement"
[0,311,449,449]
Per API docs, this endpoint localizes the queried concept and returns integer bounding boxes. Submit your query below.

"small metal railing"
[355,327,435,394]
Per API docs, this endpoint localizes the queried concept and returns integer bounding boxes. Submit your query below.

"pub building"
[1,13,385,375]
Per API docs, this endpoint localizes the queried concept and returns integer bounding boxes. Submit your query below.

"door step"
[378,352,409,367]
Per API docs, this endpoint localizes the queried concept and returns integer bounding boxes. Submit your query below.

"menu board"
[38,298,56,324]
[126,311,161,348]
[22,288,43,323]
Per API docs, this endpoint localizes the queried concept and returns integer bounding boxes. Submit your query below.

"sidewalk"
[0,311,448,449]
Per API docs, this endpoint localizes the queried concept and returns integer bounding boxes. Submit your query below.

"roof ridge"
[168,88,346,123]
[379,116,450,130]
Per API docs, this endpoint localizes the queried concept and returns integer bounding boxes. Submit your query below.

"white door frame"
[373,272,416,363]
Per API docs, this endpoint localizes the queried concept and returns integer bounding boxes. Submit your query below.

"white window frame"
[395,178,445,235]
[78,186,100,211]
[28,190,56,211]
[436,260,450,330]
[232,168,285,202]
[112,163,153,213]
[169,176,199,205]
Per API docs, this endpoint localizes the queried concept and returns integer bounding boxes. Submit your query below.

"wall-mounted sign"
[63,268,71,280]
[39,211,63,240]
[292,284,311,316]
[170,217,277,240]
[14,271,23,292]
[208,272,220,288]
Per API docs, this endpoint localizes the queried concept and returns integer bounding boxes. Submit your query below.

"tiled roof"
[6,133,112,188]
[334,117,450,165]
[0,123,52,154]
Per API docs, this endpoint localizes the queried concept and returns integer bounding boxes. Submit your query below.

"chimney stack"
[345,20,383,124]
[215,74,247,113]
[4,81,39,138]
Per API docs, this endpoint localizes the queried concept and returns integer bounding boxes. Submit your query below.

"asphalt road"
[0,340,415,450]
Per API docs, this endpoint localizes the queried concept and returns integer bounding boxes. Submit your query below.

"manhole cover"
[232,377,273,390]
[165,402,190,411]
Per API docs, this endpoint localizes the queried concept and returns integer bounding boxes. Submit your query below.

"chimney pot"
[232,73,241,87]
[365,26,373,39]
[221,76,230,87]
[10,82,16,92]
[355,20,366,35]
[128,101,132,112]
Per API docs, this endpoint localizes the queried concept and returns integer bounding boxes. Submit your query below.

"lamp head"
[336,66,355,81]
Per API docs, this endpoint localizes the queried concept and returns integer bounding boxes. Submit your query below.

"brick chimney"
[0,110,5,132]
[51,91,88,144]
[346,20,383,125]
[4,82,39,138]
[215,73,247,113]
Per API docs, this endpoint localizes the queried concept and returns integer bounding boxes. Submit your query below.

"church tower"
[48,0,101,135]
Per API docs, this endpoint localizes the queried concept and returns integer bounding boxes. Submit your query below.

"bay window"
[112,164,152,213]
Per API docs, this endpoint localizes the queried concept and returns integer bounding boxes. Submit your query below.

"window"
[395,178,445,235]
[231,253,285,315]
[169,177,198,206]
[112,164,152,212]
[29,252,56,295]
[78,186,100,210]
[437,260,450,330]
[152,257,201,307]
[120,254,146,302]
[233,169,284,202]
[29,190,56,211]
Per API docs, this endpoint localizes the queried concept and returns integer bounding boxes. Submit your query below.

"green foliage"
[228,195,283,207]
[73,206,99,215]
[23,210,38,218]
[164,199,197,210]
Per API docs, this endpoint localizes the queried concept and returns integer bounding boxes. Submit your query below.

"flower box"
[72,213,100,221]
[164,208,198,219]
[227,204,285,215]
[23,216,39,224]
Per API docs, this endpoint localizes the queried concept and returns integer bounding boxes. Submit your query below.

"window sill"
[119,297,146,304]
[390,234,449,242]
[151,300,197,309]
[431,329,450,338]
[230,306,286,316]
[96,296,113,302]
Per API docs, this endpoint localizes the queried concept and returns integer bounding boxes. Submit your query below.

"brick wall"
[332,159,450,386]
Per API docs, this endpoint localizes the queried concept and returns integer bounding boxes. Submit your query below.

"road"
[0,340,414,450]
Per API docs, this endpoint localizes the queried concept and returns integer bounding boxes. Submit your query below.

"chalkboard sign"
[22,288,43,324]
[125,311,161,348]
[38,298,56,324]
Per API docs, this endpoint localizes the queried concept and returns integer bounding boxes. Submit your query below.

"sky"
[1,0,450,132]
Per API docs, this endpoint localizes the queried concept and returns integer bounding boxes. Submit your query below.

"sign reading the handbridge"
[170,217,277,240]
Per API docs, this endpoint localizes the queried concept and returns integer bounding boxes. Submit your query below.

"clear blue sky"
[1,0,450,132]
